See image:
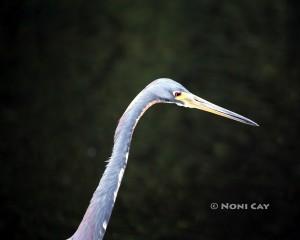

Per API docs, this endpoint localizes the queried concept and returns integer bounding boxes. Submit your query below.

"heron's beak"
[176,92,259,126]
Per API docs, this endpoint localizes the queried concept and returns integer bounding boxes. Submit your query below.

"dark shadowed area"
[1,1,299,239]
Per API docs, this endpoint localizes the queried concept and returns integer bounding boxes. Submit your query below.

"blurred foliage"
[1,0,299,239]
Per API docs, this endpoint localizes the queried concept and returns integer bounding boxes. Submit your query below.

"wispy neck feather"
[69,90,159,240]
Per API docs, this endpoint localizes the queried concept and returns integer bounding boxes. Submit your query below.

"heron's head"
[148,78,258,126]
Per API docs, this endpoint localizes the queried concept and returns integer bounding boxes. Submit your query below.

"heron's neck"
[70,91,159,240]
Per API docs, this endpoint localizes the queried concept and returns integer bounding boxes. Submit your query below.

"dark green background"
[1,1,299,239]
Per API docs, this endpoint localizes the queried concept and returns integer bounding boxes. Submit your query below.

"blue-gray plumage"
[69,78,258,240]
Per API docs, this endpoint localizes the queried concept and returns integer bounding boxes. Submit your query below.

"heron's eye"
[174,91,182,97]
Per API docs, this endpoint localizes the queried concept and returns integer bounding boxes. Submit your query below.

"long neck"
[70,91,158,240]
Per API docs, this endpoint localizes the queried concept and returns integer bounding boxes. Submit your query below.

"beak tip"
[249,121,259,127]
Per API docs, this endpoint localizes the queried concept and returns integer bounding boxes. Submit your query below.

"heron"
[69,78,258,240]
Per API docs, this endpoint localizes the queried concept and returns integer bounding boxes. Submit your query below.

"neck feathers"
[70,90,158,240]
